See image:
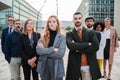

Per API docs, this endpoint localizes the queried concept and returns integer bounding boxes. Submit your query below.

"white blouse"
[104,28,111,39]
[97,32,106,59]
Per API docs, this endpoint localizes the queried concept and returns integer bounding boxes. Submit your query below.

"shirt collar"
[87,26,93,30]
[75,26,82,31]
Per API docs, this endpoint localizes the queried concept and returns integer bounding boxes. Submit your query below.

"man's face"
[14,21,21,32]
[85,19,94,28]
[73,14,83,27]
[7,17,14,27]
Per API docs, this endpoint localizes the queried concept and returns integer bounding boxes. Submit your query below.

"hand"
[54,48,58,52]
[38,42,44,48]
[31,57,37,63]
[27,59,36,68]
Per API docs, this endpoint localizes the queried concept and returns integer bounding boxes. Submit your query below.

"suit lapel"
[82,27,87,41]
[72,28,81,42]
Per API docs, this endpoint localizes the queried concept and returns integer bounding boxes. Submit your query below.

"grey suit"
[36,33,66,80]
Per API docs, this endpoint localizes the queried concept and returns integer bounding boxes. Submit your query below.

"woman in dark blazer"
[18,19,40,80]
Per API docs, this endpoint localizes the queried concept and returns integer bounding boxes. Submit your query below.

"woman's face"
[26,20,34,31]
[96,25,102,32]
[48,17,58,31]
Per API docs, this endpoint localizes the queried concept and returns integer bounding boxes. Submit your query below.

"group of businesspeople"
[1,12,119,80]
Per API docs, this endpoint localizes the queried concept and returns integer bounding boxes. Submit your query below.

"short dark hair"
[93,22,105,31]
[73,12,83,16]
[85,17,95,22]
[13,19,21,24]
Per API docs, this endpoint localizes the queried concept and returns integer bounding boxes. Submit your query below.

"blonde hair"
[41,15,62,47]
[23,19,35,34]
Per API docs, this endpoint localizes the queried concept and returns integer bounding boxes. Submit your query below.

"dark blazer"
[95,31,101,43]
[18,32,40,63]
[4,31,21,63]
[1,27,9,53]
[66,27,101,80]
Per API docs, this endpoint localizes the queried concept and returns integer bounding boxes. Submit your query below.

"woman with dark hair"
[36,15,66,80]
[93,22,105,32]
[93,22,106,72]
[18,19,40,80]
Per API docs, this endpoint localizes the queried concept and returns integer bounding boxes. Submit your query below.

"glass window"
[0,14,6,18]
[0,19,6,24]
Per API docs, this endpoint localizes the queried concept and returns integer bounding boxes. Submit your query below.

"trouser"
[97,59,103,71]
[22,62,39,80]
[41,58,63,80]
[80,66,92,80]
[9,57,21,80]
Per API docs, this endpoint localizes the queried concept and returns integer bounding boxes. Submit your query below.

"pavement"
[0,39,120,80]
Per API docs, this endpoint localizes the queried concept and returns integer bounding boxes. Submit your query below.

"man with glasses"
[4,19,22,80]
[1,16,14,54]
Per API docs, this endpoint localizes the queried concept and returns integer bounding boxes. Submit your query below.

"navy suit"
[1,27,9,53]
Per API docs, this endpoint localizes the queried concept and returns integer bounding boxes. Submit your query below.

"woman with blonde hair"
[36,15,66,80]
[18,19,40,80]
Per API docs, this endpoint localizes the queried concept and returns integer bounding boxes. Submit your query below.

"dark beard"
[75,22,81,27]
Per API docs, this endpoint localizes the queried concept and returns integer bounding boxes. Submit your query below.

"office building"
[77,0,114,25]
[0,0,42,30]
[0,0,12,10]
[114,0,120,38]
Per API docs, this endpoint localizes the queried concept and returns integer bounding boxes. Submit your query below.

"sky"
[25,0,82,21]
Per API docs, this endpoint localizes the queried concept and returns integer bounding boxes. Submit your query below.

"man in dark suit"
[66,12,101,80]
[1,16,14,54]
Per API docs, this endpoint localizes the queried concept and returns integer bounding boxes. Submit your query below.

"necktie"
[77,28,82,40]
[9,28,12,33]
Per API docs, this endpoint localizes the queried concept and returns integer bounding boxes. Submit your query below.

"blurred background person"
[4,19,22,80]
[1,16,14,54]
[93,22,105,73]
[103,18,119,80]
[18,19,40,80]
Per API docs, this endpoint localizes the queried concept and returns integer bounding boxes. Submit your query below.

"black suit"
[18,32,40,80]
[66,27,101,80]
[1,27,9,53]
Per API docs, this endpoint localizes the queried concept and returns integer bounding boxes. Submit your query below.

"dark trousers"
[22,63,39,80]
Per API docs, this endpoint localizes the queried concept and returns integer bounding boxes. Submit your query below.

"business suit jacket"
[18,32,40,63]
[1,27,9,53]
[95,31,101,43]
[66,27,101,80]
[36,33,66,79]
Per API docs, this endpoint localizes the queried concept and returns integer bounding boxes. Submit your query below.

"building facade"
[77,0,114,25]
[114,0,120,38]
[0,0,42,31]
[0,0,12,10]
